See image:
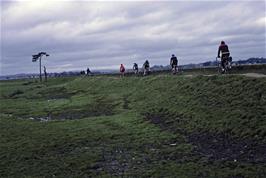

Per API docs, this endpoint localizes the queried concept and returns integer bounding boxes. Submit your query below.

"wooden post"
[39,55,42,82]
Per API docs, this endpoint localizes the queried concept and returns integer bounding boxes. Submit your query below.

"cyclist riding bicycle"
[170,54,178,74]
[133,63,138,75]
[120,64,125,77]
[143,60,150,76]
[217,41,230,73]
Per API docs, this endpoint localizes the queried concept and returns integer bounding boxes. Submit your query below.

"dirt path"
[183,73,266,78]
[240,73,266,78]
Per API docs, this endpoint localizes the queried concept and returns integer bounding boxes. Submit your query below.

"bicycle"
[216,56,232,74]
[171,65,178,75]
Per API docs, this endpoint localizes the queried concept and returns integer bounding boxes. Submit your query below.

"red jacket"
[120,65,125,72]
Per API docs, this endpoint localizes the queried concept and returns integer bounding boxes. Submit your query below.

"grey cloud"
[1,1,265,75]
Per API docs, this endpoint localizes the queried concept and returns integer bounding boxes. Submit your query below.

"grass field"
[0,71,266,177]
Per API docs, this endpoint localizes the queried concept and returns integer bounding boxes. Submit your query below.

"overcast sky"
[1,0,265,75]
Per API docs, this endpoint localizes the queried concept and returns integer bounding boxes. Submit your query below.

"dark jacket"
[133,64,138,70]
[218,44,230,57]
[143,61,149,69]
[170,56,178,65]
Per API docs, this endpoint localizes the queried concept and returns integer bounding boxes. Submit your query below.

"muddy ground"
[144,108,266,165]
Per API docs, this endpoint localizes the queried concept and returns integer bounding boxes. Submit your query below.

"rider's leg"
[228,57,232,69]
[221,54,226,71]
[173,65,177,74]
[172,67,174,74]
[223,54,230,71]
[221,59,226,73]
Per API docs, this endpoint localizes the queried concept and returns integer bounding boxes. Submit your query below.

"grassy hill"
[0,73,266,177]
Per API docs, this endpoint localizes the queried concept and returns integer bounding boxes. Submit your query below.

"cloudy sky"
[1,0,265,75]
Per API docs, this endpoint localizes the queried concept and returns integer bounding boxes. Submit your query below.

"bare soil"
[145,111,266,164]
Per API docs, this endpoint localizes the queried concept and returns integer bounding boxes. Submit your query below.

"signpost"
[32,52,49,82]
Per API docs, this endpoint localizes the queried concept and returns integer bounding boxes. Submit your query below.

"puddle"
[29,116,51,122]
[29,97,117,121]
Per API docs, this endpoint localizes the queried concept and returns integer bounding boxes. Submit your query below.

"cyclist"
[170,54,178,74]
[133,63,138,75]
[120,64,125,77]
[217,41,230,73]
[143,60,150,76]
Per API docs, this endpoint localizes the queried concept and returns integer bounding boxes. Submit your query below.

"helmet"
[172,54,175,57]
[221,41,225,44]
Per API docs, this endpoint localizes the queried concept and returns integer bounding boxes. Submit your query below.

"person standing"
[43,66,47,82]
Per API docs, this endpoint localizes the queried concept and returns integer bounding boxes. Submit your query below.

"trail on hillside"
[240,73,266,78]
[182,73,266,78]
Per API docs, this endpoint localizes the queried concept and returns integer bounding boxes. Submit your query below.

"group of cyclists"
[120,54,179,77]
[119,41,232,76]
[121,60,151,76]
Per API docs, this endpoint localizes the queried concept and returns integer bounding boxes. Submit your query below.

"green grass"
[0,73,266,177]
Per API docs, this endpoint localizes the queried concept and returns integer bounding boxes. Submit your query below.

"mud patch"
[122,96,130,109]
[99,147,131,176]
[188,132,266,164]
[143,108,266,164]
[91,141,194,176]
[91,146,154,176]
[47,97,116,120]
[143,107,186,133]
[37,86,74,100]
[22,81,35,85]
[5,89,24,98]
[50,107,112,120]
